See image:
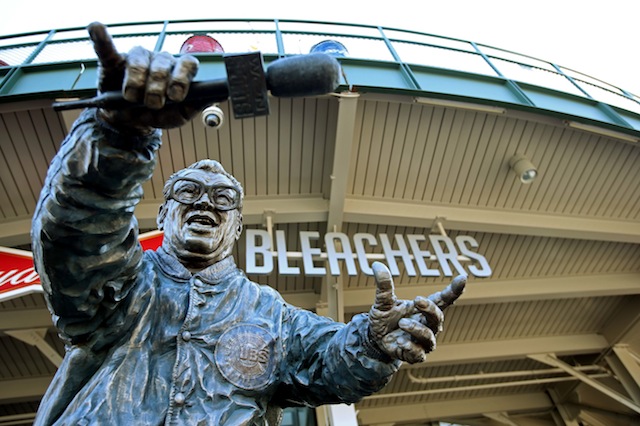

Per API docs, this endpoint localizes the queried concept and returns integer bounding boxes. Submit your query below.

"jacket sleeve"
[275,307,401,407]
[31,108,161,349]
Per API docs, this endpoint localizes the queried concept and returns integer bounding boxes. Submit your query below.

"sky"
[1,0,639,95]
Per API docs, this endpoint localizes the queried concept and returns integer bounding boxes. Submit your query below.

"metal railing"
[1,19,639,133]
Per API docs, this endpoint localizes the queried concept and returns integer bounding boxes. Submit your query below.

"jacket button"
[181,331,191,341]
[174,392,186,405]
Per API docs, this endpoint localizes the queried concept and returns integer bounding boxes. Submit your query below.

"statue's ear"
[235,213,243,240]
[157,203,167,230]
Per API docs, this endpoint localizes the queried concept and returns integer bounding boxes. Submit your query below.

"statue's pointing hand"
[368,262,466,364]
[87,22,202,131]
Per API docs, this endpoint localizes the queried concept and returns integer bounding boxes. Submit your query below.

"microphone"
[266,53,341,97]
[52,52,342,119]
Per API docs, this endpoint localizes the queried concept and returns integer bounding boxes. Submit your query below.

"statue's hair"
[162,159,245,207]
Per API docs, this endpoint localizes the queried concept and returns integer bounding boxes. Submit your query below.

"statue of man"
[31,23,465,426]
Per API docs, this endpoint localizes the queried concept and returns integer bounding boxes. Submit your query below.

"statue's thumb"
[372,262,395,311]
[87,22,122,69]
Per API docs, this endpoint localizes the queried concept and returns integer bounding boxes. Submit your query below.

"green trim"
[0,19,637,137]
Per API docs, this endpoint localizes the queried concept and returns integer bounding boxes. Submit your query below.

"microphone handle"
[52,79,230,111]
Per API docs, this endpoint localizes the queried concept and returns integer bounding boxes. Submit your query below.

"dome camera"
[201,104,224,129]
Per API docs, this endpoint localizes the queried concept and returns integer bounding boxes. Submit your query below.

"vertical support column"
[315,92,360,425]
[318,91,360,323]
[326,92,359,233]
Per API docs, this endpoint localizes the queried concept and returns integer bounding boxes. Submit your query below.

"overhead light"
[180,34,224,54]
[414,97,506,114]
[565,121,639,143]
[309,39,349,57]
[509,154,538,184]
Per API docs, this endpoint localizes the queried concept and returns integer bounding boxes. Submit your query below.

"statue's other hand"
[88,22,202,131]
[368,262,466,364]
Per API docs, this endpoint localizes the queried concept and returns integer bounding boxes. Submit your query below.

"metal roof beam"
[0,376,51,401]
[356,392,552,425]
[529,353,640,415]
[138,196,640,243]
[600,295,640,346]
[4,196,639,246]
[343,273,640,313]
[417,334,608,367]
[5,328,62,367]
[344,198,640,243]
[0,216,34,247]
[0,308,52,331]
[134,197,331,230]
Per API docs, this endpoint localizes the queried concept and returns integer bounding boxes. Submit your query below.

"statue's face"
[159,169,242,270]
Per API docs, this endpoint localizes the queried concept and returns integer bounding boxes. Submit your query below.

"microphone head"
[266,53,341,98]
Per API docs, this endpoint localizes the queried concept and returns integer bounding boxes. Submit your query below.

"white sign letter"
[429,235,466,277]
[300,231,326,276]
[276,230,300,275]
[245,230,273,274]
[456,236,492,277]
[380,234,416,276]
[407,234,440,276]
[325,232,357,276]
[353,233,376,275]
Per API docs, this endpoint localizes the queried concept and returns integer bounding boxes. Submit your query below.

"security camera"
[201,104,224,129]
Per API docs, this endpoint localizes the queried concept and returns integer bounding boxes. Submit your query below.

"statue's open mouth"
[186,213,216,228]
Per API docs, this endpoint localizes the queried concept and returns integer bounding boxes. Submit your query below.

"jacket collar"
[150,246,237,284]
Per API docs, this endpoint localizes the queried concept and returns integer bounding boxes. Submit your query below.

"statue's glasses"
[169,177,241,211]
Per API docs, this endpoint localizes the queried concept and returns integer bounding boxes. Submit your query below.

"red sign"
[0,231,163,302]
[139,230,164,251]
[0,247,40,299]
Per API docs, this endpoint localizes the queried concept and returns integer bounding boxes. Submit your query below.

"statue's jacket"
[31,109,399,425]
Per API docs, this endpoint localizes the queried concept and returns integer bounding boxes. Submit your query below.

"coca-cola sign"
[0,231,164,302]
[0,247,41,300]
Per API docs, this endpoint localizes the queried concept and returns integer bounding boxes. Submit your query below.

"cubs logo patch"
[215,324,276,390]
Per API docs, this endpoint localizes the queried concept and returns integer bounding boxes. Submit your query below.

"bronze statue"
[31,22,465,425]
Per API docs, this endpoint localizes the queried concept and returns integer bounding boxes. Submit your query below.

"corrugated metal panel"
[0,108,64,220]
[349,100,640,220]
[142,97,339,203]
[0,293,47,310]
[442,296,625,343]
[0,335,57,379]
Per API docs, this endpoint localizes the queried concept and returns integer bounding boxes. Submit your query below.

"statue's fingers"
[398,318,436,356]
[168,54,199,102]
[427,274,467,309]
[122,46,152,103]
[372,262,396,311]
[87,22,122,70]
[384,326,432,364]
[414,297,444,334]
[144,52,176,109]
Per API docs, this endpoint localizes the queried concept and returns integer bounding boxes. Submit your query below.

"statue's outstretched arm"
[31,23,200,345]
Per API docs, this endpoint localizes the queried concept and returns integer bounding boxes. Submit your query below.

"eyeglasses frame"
[168,176,242,211]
